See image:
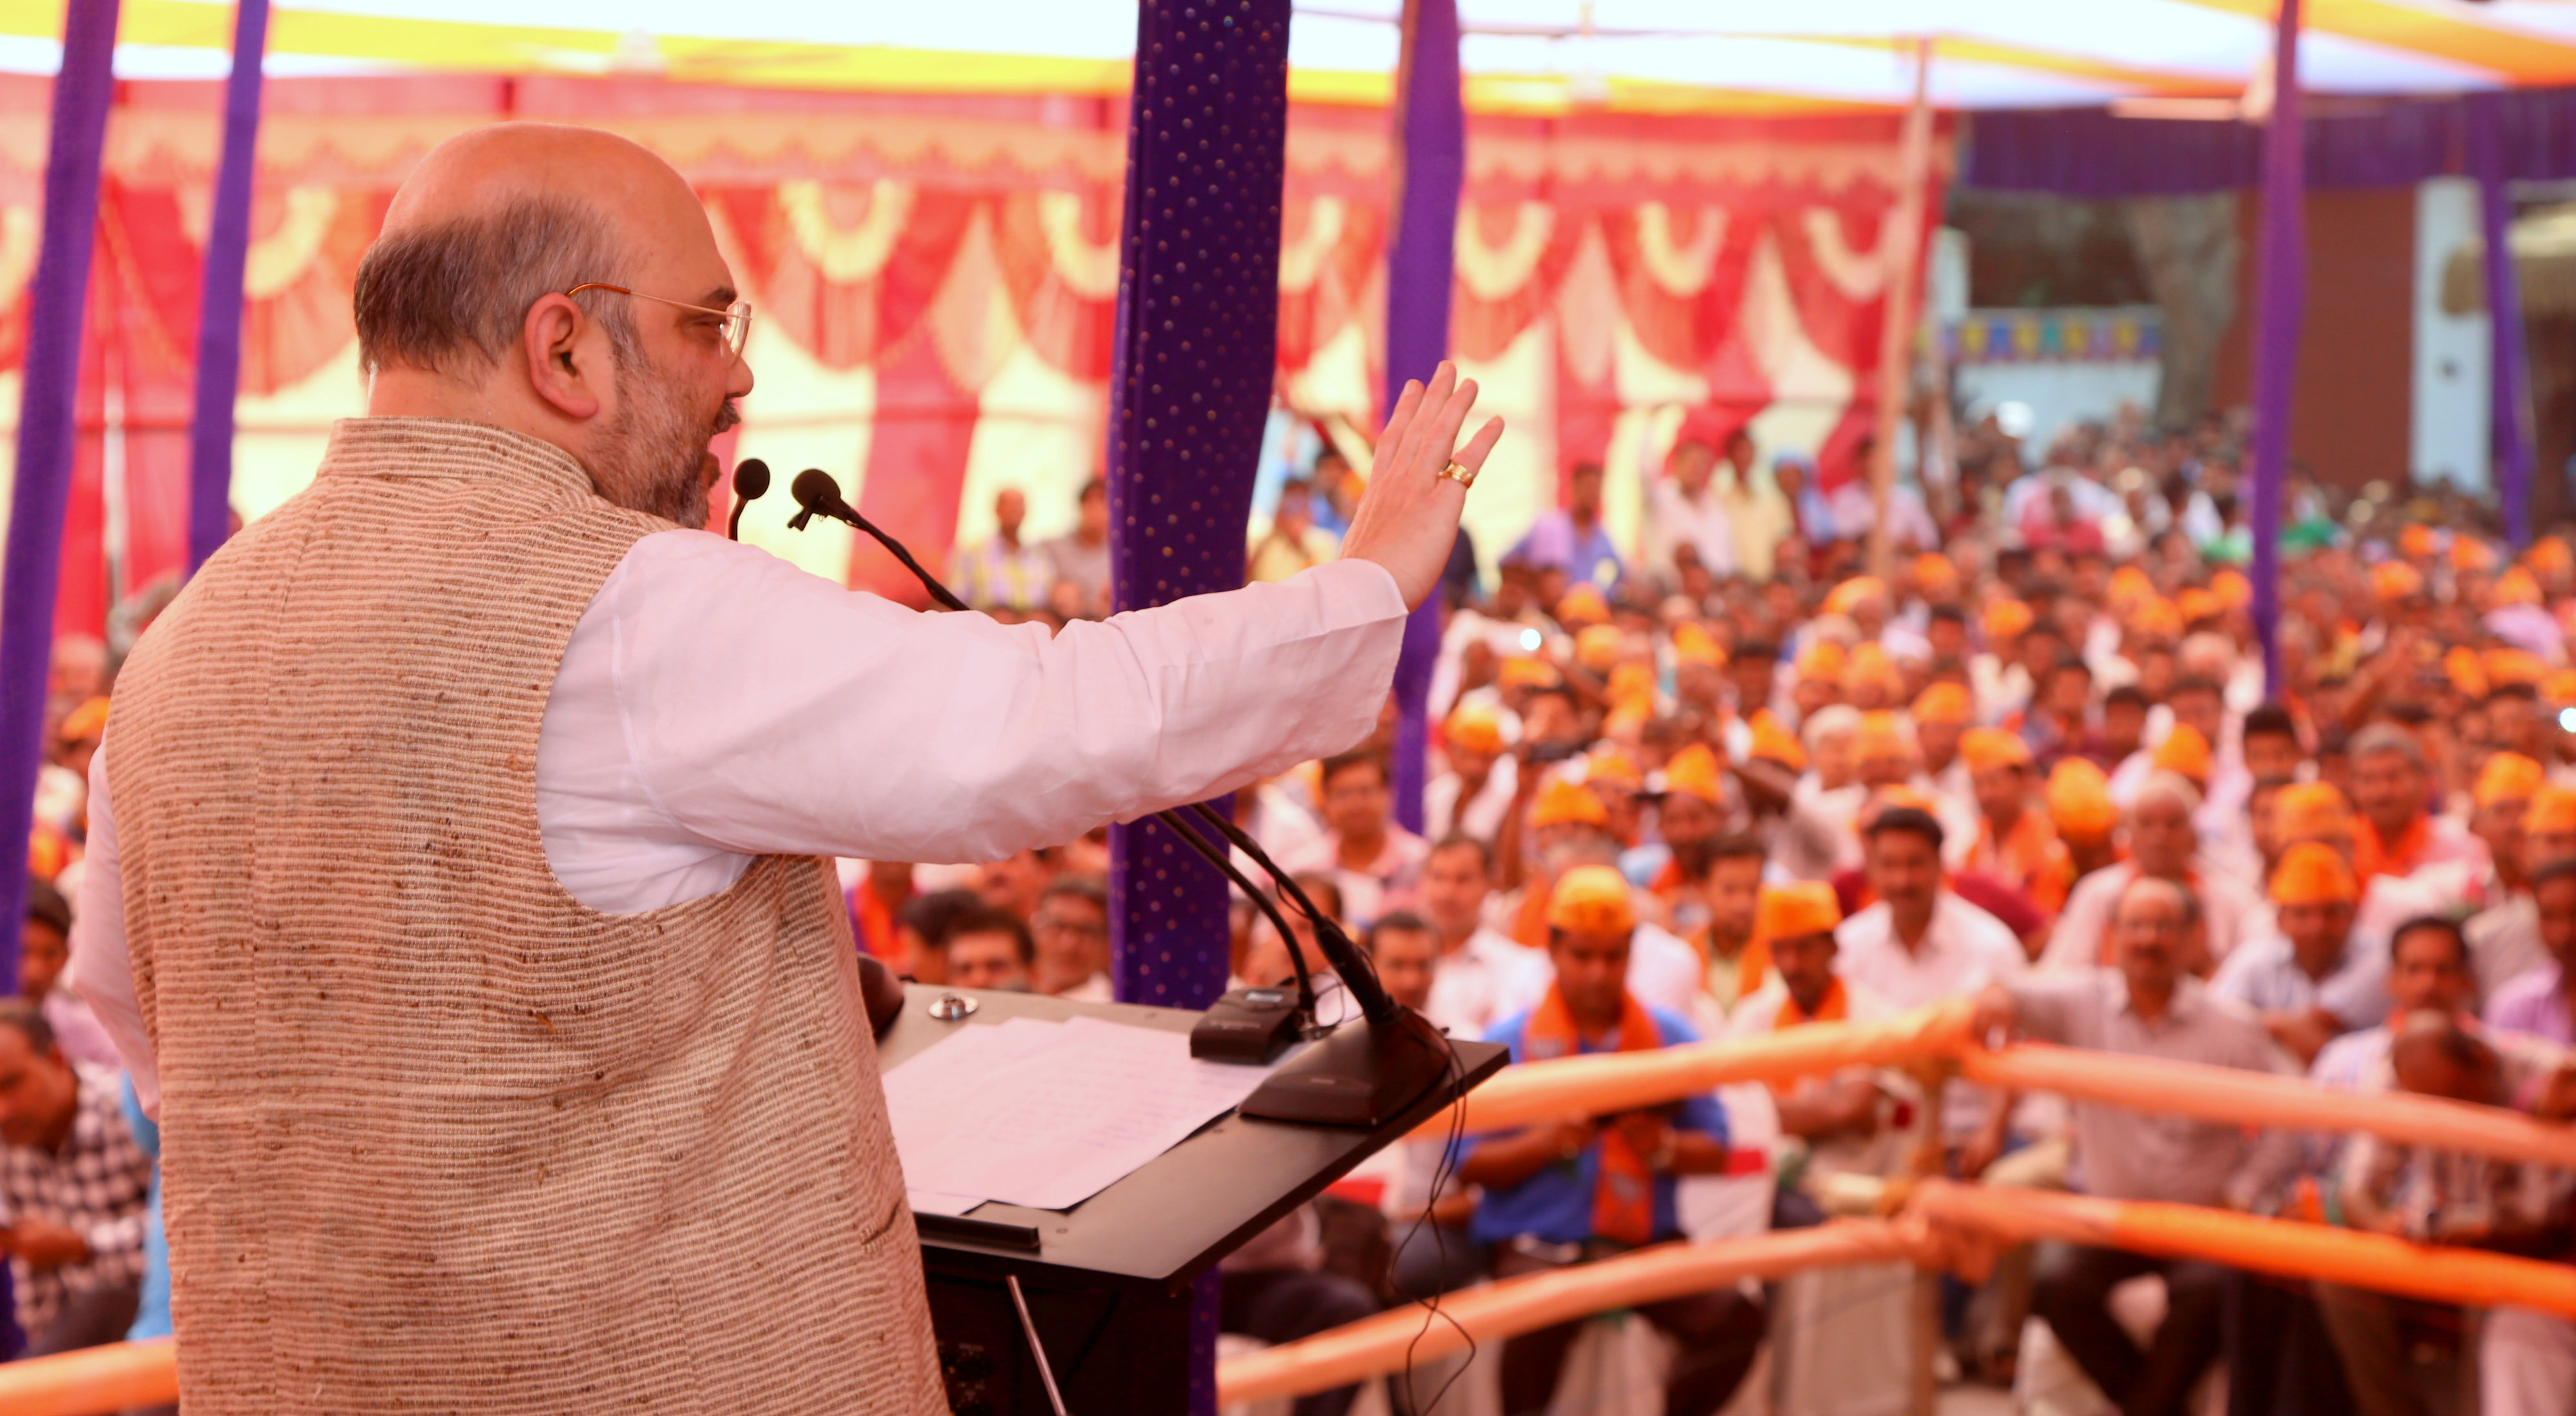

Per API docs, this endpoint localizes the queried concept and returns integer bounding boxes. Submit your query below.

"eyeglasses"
[565,283,753,364]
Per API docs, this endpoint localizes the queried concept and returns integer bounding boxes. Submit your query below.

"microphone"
[726,458,770,542]
[790,470,971,612]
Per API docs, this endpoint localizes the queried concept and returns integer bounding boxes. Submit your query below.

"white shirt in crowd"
[75,536,1413,1113]
[1423,927,1551,1039]
[1642,478,1739,581]
[1835,891,2027,1138]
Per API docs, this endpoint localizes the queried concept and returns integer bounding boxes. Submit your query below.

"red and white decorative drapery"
[0,75,1948,630]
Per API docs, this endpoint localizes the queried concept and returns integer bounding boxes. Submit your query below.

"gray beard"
[591,348,737,529]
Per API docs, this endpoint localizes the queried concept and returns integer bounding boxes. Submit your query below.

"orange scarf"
[1765,979,1849,1095]
[1522,983,1665,1246]
[2356,816,2425,880]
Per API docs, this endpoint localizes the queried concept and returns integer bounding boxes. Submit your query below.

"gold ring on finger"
[1437,460,1477,489]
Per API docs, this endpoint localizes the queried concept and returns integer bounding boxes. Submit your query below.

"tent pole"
[1868,37,1935,584]
[2248,0,2305,692]
[2470,94,2533,547]
[0,0,121,1023]
[1102,2,1294,1408]
[186,0,270,575]
[1383,0,1464,835]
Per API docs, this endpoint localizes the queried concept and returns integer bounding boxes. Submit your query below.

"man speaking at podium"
[66,124,1501,1415]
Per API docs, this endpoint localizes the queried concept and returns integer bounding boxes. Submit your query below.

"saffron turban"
[2047,759,2118,842]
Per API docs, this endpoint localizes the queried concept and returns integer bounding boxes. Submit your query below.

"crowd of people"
[9,405,2576,1416]
[927,406,2576,1416]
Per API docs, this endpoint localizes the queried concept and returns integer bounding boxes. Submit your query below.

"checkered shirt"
[0,1062,153,1339]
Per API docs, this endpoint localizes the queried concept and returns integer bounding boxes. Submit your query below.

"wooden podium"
[882,985,1507,1415]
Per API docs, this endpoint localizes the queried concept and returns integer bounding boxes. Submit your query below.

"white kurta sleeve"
[69,743,160,1117]
[596,529,1410,867]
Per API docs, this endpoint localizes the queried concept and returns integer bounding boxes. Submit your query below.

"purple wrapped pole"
[0,0,120,1006]
[1103,3,1292,1404]
[186,0,270,574]
[1383,0,1463,835]
[2246,0,2304,692]
[2470,94,2533,547]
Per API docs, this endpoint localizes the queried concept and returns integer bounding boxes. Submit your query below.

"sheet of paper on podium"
[886,1014,1278,1211]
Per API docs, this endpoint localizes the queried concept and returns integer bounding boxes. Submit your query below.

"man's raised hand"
[1338,361,1504,609]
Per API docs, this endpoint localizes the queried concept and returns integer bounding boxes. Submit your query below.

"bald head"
[357,123,752,527]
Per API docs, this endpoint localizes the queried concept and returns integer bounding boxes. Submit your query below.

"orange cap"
[1575,623,1625,672]
[2151,723,2213,781]
[1983,599,2033,641]
[1663,743,1725,804]
[2546,670,2576,705]
[1823,576,1887,618]
[1557,583,1610,626]
[2447,646,2490,700]
[1672,621,1725,668]
[2108,565,2155,607]
[2454,536,2499,573]
[1533,777,1613,829]
[1586,748,1644,790]
[2488,648,2548,689]
[1605,661,1657,713]
[2527,785,2576,836]
[2046,758,2118,842]
[2177,588,2224,625]
[1446,706,1506,756]
[1855,710,1913,758]
[2475,751,2545,809]
[1748,710,1808,771]
[1499,656,1561,690]
[1911,682,1971,725]
[1914,553,1958,588]
[1842,643,1901,696]
[1960,726,2032,773]
[2494,568,2543,607]
[1548,865,1638,935]
[1756,882,1842,944]
[2400,524,2436,561]
[1795,639,1848,681]
[2529,537,2573,575]
[2269,840,2360,905]
[56,696,109,744]
[2211,569,2251,609]
[2275,781,2354,840]
[2127,598,2182,641]
[2372,562,2423,602]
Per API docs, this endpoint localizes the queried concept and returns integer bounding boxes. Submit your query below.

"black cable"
[1156,806,1320,1027]
[1182,800,1399,1025]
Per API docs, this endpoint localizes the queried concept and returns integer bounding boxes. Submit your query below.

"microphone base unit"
[1238,1007,1455,1128]
[1190,986,1303,1064]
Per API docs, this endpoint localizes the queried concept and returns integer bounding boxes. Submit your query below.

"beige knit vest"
[106,419,945,1414]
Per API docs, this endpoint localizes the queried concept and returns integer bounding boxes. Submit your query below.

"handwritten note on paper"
[885,1015,1278,1211]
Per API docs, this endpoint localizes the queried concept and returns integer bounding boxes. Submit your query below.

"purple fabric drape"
[186,0,271,575]
[1,0,121,1017]
[1102,3,1293,1402]
[1383,0,1463,836]
[1967,86,2576,196]
[2248,0,2305,693]
[2471,93,2534,547]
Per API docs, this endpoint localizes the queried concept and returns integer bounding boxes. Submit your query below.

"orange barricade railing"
[0,1336,174,1416]
[10,1008,2575,1415]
